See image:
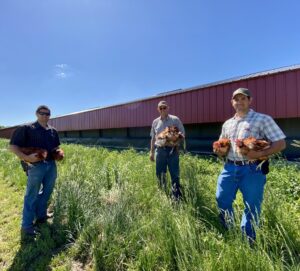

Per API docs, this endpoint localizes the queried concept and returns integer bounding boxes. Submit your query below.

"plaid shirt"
[220,109,286,161]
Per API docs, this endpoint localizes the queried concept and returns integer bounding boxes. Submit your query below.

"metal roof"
[182,64,300,93]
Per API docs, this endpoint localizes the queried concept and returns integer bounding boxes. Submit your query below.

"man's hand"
[9,145,41,163]
[24,153,41,163]
[149,151,155,162]
[246,150,266,160]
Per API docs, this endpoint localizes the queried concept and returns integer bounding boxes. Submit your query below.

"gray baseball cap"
[232,88,252,98]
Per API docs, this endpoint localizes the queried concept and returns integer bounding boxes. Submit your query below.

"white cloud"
[54,64,71,79]
[57,72,67,78]
[55,64,68,69]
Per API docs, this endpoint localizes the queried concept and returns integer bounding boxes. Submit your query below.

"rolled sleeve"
[150,121,156,138]
[262,116,286,142]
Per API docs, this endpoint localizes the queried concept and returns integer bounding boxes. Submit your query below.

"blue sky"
[1,0,300,126]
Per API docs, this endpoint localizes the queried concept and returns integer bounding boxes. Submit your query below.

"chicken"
[19,147,48,162]
[156,126,184,147]
[212,138,231,155]
[236,137,270,160]
[51,148,64,161]
[19,147,64,162]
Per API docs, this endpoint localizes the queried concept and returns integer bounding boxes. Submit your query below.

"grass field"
[0,138,299,271]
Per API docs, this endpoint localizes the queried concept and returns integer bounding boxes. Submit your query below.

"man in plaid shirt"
[214,88,286,243]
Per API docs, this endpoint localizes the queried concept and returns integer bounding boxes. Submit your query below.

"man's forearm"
[150,138,155,153]
[261,139,286,157]
[9,145,26,160]
[247,139,286,160]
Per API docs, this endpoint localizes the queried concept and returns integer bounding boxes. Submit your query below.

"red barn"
[1,65,300,157]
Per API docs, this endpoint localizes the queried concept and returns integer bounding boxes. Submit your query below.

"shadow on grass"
[180,182,225,233]
[7,222,69,271]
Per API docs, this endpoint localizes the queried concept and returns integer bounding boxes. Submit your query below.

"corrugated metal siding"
[216,85,224,122]
[265,75,276,117]
[286,71,298,117]
[0,127,17,139]
[191,91,198,123]
[45,68,300,132]
[197,90,204,123]
[275,73,286,118]
[297,70,300,117]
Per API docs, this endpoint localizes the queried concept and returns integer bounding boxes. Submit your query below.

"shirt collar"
[159,114,170,121]
[34,121,50,130]
[233,109,254,120]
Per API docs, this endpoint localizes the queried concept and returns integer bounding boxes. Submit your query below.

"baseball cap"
[157,101,168,107]
[232,88,251,98]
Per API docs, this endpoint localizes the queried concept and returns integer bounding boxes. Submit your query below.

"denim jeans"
[216,162,266,240]
[155,147,181,199]
[22,160,57,229]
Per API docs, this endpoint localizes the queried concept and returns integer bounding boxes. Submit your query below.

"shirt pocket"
[237,123,251,138]
[247,123,262,139]
[238,122,263,139]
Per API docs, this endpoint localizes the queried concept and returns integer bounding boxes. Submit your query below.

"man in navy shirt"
[10,105,60,236]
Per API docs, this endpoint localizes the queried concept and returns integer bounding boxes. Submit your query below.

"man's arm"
[247,115,286,160]
[9,145,40,163]
[246,139,286,160]
[54,129,61,147]
[175,118,185,138]
[149,120,157,162]
[150,137,155,161]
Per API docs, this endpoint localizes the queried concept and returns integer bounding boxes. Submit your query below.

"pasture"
[0,139,299,270]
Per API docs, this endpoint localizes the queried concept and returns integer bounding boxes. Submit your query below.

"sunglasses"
[38,111,51,116]
[159,106,167,110]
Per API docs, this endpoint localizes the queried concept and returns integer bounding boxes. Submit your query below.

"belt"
[226,159,259,166]
[31,159,54,165]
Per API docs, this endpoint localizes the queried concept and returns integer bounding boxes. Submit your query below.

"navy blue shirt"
[10,122,60,155]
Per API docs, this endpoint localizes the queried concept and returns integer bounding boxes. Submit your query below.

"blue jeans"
[22,160,57,229]
[216,162,266,240]
[155,147,181,199]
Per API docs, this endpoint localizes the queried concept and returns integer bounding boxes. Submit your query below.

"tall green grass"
[0,139,299,270]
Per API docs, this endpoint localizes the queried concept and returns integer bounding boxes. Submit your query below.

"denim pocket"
[27,163,38,170]
[249,163,264,174]
[27,162,43,174]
